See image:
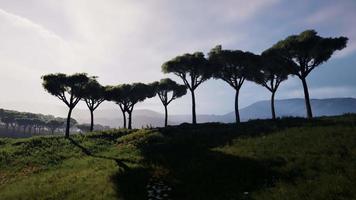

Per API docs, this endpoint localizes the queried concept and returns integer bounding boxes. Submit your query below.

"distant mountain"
[74,97,356,128]
[227,97,356,122]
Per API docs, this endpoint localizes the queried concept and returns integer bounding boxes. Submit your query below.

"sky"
[0,0,355,118]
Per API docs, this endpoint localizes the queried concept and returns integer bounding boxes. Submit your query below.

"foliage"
[265,30,348,118]
[81,77,108,131]
[81,78,107,111]
[266,30,348,78]
[152,78,187,126]
[41,73,90,137]
[0,115,355,199]
[208,45,260,87]
[162,52,212,124]
[0,108,70,135]
[41,73,90,108]
[106,83,156,129]
[162,52,211,90]
[208,45,261,123]
[152,78,187,106]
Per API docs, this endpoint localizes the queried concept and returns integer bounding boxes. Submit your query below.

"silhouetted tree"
[265,30,348,118]
[253,51,294,120]
[208,45,260,123]
[81,78,107,131]
[41,73,90,137]
[152,78,187,127]
[106,85,130,129]
[124,83,156,129]
[162,52,211,124]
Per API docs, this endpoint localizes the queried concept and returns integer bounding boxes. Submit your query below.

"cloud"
[0,0,354,117]
[305,1,356,58]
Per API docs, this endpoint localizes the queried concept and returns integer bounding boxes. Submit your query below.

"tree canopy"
[208,45,261,123]
[41,73,90,137]
[106,83,156,129]
[152,78,187,126]
[162,52,211,91]
[252,51,295,119]
[153,78,187,106]
[265,30,348,118]
[81,77,107,131]
[162,52,211,124]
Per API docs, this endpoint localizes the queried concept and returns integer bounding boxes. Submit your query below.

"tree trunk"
[128,111,132,129]
[164,105,168,127]
[191,89,197,124]
[301,77,313,119]
[65,108,73,138]
[122,111,127,129]
[235,89,240,123]
[271,91,276,120]
[90,109,94,132]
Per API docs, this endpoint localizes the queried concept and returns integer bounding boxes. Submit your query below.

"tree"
[15,117,31,133]
[208,45,260,123]
[152,78,187,127]
[81,78,107,131]
[253,51,294,120]
[162,52,211,124]
[266,30,348,118]
[106,85,130,129]
[1,113,16,131]
[41,73,90,137]
[46,119,65,134]
[124,83,156,129]
[106,83,155,129]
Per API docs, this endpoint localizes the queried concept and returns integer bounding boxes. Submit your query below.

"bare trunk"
[90,109,94,132]
[301,77,313,119]
[164,105,168,127]
[65,108,73,138]
[271,91,276,120]
[128,112,132,129]
[235,89,241,123]
[191,89,197,124]
[122,111,126,129]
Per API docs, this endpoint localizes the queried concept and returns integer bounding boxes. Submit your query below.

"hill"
[0,115,355,199]
[74,97,356,127]
[234,97,356,120]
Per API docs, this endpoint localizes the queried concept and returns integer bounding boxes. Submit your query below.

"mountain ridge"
[74,97,356,128]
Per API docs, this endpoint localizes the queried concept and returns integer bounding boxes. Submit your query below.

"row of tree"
[42,30,348,137]
[0,109,71,134]
[41,74,187,137]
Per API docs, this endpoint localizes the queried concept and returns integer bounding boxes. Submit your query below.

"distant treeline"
[0,108,110,137]
[0,108,71,135]
[40,30,348,138]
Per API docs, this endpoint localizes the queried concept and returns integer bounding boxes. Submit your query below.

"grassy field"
[0,115,355,200]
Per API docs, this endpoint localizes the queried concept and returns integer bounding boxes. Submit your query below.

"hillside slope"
[0,115,355,199]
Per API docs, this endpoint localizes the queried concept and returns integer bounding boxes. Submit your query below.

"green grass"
[0,115,355,199]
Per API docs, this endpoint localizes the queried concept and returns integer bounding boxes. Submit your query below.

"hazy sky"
[0,0,355,117]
